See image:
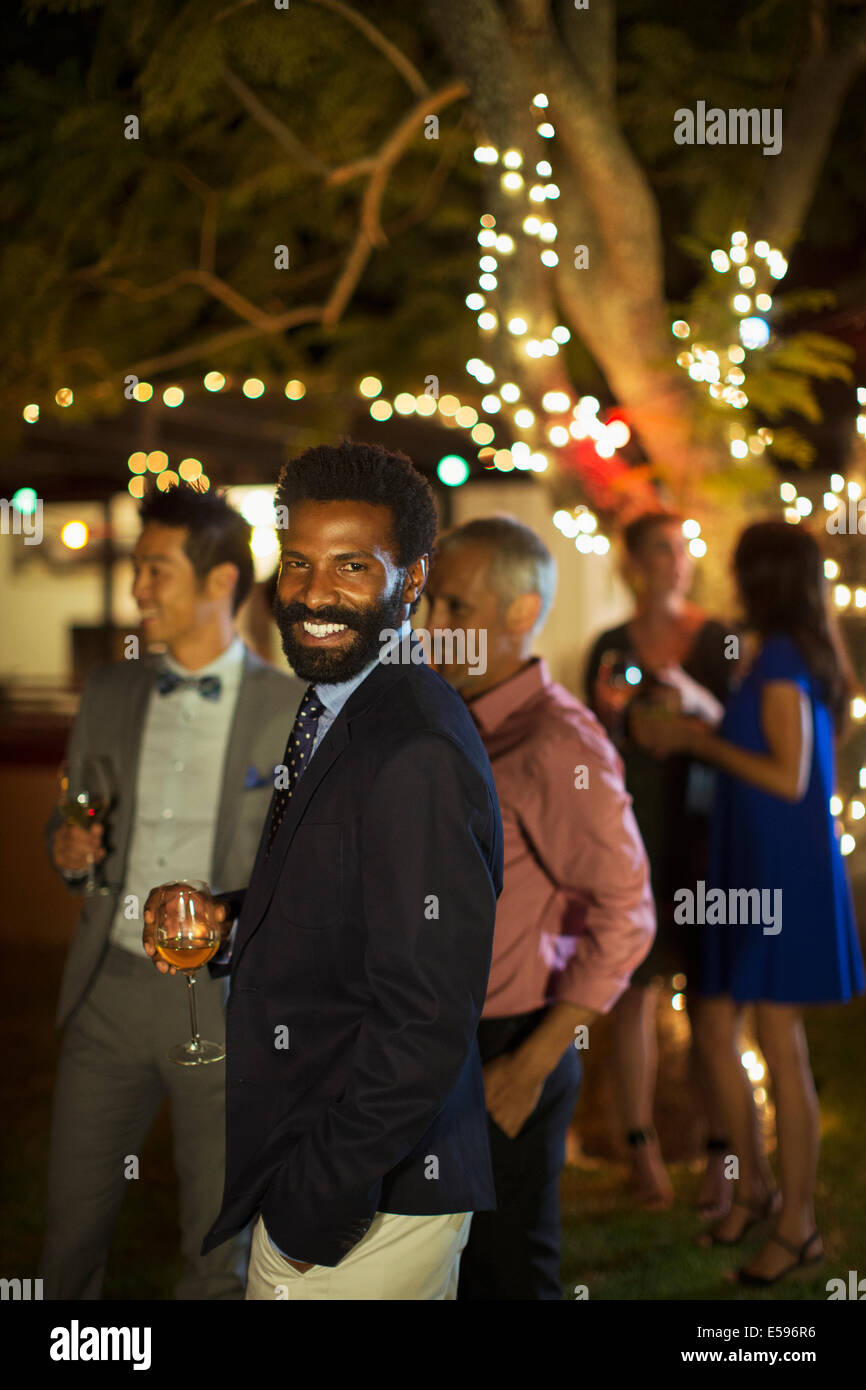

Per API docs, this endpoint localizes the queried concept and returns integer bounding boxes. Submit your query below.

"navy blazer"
[201,654,504,1268]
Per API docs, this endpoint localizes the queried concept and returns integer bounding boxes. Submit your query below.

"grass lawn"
[560,990,866,1301]
[2,942,864,1302]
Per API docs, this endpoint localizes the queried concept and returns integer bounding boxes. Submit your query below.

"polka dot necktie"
[266,684,324,856]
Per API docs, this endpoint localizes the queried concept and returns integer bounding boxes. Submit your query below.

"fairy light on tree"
[465,95,647,550]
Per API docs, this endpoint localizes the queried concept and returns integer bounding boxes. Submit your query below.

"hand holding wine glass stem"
[142,886,227,975]
[53,822,105,874]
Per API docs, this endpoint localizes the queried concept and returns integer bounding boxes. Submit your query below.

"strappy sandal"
[735,1230,823,1286]
[697,1189,780,1247]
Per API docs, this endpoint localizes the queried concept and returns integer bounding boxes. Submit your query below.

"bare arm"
[637,680,812,803]
[697,681,811,801]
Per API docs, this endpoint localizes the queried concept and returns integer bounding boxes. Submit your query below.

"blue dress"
[702,634,865,1003]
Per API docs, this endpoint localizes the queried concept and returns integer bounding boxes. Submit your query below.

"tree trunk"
[425,0,716,505]
[425,0,866,510]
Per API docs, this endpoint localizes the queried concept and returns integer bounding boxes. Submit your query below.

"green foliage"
[5,0,863,492]
[672,229,855,469]
[699,458,776,500]
[3,0,477,426]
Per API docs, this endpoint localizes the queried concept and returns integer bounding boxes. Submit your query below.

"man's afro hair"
[275,438,438,566]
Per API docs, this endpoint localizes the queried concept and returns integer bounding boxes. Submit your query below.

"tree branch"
[222,67,331,176]
[320,81,467,320]
[359,80,468,248]
[96,269,286,331]
[326,156,378,187]
[65,69,470,401]
[116,307,323,381]
[310,0,429,97]
[45,126,468,396]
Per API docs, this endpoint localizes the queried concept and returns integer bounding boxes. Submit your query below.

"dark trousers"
[457,1009,582,1301]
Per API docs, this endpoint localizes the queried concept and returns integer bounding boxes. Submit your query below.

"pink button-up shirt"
[468,658,655,1018]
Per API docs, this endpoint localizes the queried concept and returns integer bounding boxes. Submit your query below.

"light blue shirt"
[311,657,379,754]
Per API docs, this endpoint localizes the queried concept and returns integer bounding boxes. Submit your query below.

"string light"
[61,521,88,549]
[24,97,626,563]
[818,384,866,857]
[675,233,785,459]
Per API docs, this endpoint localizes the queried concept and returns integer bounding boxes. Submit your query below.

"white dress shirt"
[108,635,246,955]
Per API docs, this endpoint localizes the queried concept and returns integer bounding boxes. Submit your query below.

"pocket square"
[243,765,273,790]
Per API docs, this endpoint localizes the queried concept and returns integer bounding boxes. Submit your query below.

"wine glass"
[155,880,225,1066]
[58,756,113,895]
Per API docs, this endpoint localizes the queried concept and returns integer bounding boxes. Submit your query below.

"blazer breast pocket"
[277,823,344,929]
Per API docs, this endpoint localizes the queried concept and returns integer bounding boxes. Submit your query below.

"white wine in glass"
[155,881,225,1066]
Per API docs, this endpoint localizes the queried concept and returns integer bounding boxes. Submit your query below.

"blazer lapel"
[233,717,349,964]
[211,648,282,875]
[231,654,415,964]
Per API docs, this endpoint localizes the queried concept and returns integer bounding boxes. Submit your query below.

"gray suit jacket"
[45,644,304,1029]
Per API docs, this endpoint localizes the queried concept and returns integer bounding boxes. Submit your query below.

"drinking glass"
[155,880,225,1065]
[58,756,113,894]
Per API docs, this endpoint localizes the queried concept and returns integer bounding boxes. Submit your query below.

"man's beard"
[273,583,406,684]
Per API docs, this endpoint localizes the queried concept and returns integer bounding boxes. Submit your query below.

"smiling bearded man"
[272,556,406,686]
[143,438,504,1302]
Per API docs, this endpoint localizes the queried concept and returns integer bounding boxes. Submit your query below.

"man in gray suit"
[40,482,303,1300]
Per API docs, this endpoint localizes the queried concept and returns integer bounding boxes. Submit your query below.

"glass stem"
[186,973,201,1052]
[85,850,96,894]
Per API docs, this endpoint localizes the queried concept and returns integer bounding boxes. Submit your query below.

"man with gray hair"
[428,515,655,1299]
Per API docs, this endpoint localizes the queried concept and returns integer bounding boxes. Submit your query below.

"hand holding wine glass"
[143,880,227,1065]
[593,649,641,739]
[142,883,228,975]
[53,819,105,874]
[56,757,113,893]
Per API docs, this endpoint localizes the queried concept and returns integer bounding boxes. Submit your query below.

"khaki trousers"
[246,1210,472,1301]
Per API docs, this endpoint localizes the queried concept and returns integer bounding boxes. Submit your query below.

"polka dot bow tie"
[266,684,324,855]
[157,670,222,700]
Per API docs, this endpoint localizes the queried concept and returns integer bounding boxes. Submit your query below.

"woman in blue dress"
[632,519,864,1286]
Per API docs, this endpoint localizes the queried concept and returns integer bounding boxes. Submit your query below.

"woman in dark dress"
[633,520,864,1285]
[586,512,735,1213]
